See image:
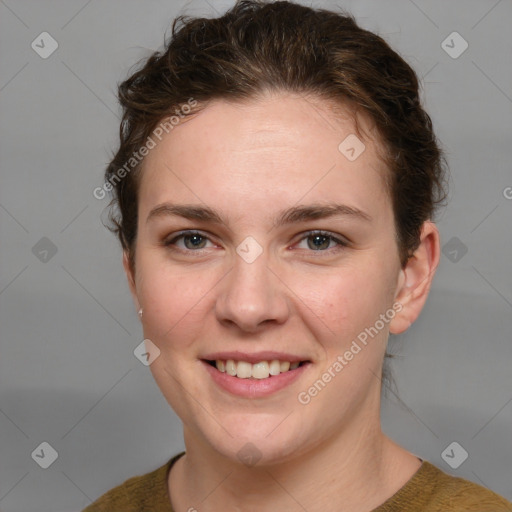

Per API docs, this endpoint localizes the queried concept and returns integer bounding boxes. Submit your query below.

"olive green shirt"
[82,452,512,511]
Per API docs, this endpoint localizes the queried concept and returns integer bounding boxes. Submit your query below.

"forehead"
[138,92,391,223]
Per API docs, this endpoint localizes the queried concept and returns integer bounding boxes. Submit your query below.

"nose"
[215,250,290,333]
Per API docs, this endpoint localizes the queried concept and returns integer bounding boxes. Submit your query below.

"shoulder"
[81,452,184,512]
[376,460,512,512]
[418,461,512,512]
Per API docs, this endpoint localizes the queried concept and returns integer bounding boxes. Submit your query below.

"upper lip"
[201,351,310,364]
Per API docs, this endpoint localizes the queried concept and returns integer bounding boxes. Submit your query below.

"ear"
[389,221,440,335]
[122,251,139,308]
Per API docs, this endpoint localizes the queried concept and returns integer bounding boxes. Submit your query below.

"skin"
[123,91,440,512]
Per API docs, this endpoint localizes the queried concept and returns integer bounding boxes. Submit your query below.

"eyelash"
[163,230,349,254]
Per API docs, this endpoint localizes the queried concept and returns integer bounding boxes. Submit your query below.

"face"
[125,92,408,465]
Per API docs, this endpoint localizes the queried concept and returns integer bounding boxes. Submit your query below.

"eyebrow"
[146,202,372,226]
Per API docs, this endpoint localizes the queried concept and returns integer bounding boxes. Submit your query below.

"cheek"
[136,258,218,350]
[299,264,390,343]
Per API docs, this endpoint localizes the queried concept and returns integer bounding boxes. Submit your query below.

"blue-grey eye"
[296,231,346,251]
[182,233,207,249]
[307,234,332,250]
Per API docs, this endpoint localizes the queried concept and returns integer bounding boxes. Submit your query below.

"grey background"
[0,0,511,510]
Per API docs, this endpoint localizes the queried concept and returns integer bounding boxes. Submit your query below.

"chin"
[198,417,309,467]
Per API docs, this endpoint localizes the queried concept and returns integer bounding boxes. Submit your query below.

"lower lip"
[202,361,309,398]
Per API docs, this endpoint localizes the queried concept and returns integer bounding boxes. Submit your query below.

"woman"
[83,0,512,510]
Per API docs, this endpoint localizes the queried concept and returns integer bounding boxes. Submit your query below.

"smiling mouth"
[204,359,310,379]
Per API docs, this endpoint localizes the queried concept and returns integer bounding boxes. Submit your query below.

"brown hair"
[105,0,447,272]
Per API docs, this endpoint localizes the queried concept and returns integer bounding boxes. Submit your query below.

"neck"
[169,400,420,512]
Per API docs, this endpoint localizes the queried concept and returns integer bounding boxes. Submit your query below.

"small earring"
[138,308,143,318]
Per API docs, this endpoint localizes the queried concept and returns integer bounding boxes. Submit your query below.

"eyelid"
[163,230,217,249]
[163,229,349,253]
[294,230,350,250]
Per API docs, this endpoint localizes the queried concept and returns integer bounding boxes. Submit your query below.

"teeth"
[225,360,237,376]
[280,361,290,372]
[252,361,269,379]
[213,359,304,378]
[236,361,252,379]
[269,360,281,376]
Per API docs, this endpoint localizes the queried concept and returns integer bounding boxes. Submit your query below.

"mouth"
[201,357,311,398]
[203,359,310,379]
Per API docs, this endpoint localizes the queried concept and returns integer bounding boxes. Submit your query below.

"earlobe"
[389,221,440,335]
